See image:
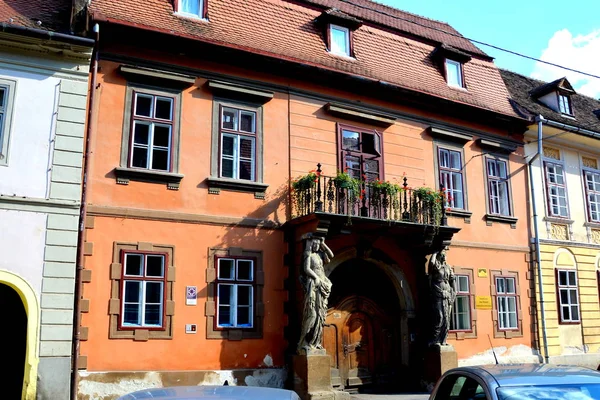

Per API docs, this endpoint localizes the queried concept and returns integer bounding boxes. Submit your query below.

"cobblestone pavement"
[350,393,429,400]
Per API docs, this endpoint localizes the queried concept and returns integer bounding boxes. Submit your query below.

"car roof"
[453,364,600,387]
[117,385,297,400]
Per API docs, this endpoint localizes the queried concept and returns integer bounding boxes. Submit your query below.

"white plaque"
[186,286,197,306]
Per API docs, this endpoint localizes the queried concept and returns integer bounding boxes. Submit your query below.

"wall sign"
[185,324,197,334]
[186,286,197,306]
[477,268,488,278]
[475,296,493,310]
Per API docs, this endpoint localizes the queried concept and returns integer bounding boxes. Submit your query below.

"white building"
[0,4,93,399]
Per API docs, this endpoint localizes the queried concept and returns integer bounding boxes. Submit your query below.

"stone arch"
[553,247,576,269]
[0,269,39,400]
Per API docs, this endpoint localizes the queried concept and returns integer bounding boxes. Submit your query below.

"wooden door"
[344,311,374,386]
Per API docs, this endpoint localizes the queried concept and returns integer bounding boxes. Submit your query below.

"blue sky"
[376,0,600,98]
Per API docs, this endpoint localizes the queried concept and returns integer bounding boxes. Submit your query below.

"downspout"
[71,22,99,400]
[527,115,549,363]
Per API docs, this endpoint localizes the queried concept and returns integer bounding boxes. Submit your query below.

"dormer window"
[445,59,464,88]
[558,94,572,115]
[177,0,205,18]
[329,24,351,57]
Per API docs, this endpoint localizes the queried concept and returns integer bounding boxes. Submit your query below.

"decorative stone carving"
[298,234,334,355]
[428,248,456,346]
[543,146,560,160]
[591,229,600,244]
[550,223,568,241]
[582,157,598,169]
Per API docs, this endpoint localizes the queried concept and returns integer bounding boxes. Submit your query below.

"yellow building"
[503,70,600,367]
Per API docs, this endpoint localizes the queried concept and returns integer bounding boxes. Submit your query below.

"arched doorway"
[323,257,409,391]
[0,283,27,398]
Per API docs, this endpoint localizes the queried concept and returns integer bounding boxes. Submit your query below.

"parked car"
[116,385,301,400]
[429,364,600,400]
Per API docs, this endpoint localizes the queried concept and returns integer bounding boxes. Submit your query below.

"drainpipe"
[527,115,549,364]
[71,22,99,400]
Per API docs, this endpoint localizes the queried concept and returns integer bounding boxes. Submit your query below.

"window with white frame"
[445,59,464,88]
[486,158,511,216]
[544,161,569,217]
[557,269,580,323]
[220,106,257,181]
[558,94,572,115]
[121,252,166,328]
[584,170,600,222]
[178,0,204,17]
[450,275,471,331]
[438,147,465,209]
[129,92,174,171]
[216,258,254,328]
[329,24,350,57]
[496,276,518,330]
[0,79,16,164]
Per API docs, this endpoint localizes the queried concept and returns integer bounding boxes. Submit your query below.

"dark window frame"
[214,255,257,331]
[583,168,600,223]
[438,146,466,210]
[557,93,573,116]
[337,123,383,181]
[218,104,258,182]
[495,275,519,332]
[544,160,570,218]
[556,268,580,324]
[485,157,512,216]
[449,274,472,333]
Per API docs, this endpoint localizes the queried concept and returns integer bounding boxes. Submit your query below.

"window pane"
[508,297,516,313]
[239,160,252,180]
[563,305,570,320]
[146,255,164,277]
[152,149,169,171]
[180,0,200,15]
[123,303,141,325]
[218,284,232,304]
[569,289,578,304]
[506,278,515,294]
[146,282,163,304]
[237,260,253,281]
[450,151,461,169]
[330,25,349,55]
[135,94,153,117]
[571,305,579,321]
[237,307,251,326]
[218,305,231,326]
[238,285,252,306]
[240,137,253,159]
[496,278,505,294]
[362,133,379,155]
[222,107,238,130]
[568,271,576,285]
[132,147,148,168]
[559,270,567,286]
[487,160,497,177]
[153,125,171,148]
[218,259,235,279]
[458,276,469,292]
[560,289,568,304]
[155,97,173,120]
[498,161,507,179]
[125,254,143,276]
[133,122,150,145]
[509,310,517,328]
[439,149,449,168]
[124,281,141,303]
[342,130,360,151]
[240,111,255,133]
[222,158,234,178]
[145,304,161,325]
[0,87,5,108]
[445,60,462,87]
[222,135,235,156]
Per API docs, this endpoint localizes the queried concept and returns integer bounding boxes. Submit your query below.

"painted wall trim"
[0,48,90,80]
[539,239,600,250]
[0,194,80,209]
[451,240,529,252]
[86,205,281,229]
[0,269,40,400]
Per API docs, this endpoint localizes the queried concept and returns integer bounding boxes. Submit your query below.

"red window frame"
[127,91,176,172]
[495,276,519,331]
[486,158,511,216]
[218,105,258,182]
[438,147,465,210]
[449,274,472,333]
[174,0,208,19]
[583,169,600,222]
[544,160,569,218]
[556,269,580,324]
[214,255,257,331]
[338,123,383,181]
[118,250,168,331]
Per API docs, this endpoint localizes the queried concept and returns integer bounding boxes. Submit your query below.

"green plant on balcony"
[412,186,444,225]
[333,170,361,191]
[291,170,319,215]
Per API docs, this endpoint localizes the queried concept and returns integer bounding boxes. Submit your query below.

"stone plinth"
[292,354,349,400]
[423,344,458,385]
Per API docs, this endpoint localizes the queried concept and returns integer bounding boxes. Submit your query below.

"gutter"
[0,22,95,47]
[71,22,99,400]
[543,119,600,140]
[527,115,549,363]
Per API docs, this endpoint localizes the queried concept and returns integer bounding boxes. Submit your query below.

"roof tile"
[0,0,71,32]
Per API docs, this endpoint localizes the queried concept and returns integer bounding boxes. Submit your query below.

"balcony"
[288,164,460,249]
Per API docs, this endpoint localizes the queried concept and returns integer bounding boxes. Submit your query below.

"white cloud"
[531,29,600,99]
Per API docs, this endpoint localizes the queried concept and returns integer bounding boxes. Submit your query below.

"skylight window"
[178,0,203,18]
[445,59,464,88]
[558,94,572,115]
[329,24,351,57]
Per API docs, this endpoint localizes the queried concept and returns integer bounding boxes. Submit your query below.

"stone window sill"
[544,216,574,225]
[485,214,518,229]
[447,209,472,223]
[114,167,184,190]
[206,177,268,199]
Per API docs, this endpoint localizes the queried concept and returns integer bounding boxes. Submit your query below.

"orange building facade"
[76,0,536,398]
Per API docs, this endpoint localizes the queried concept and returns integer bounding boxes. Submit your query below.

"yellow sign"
[475,296,493,310]
[477,268,488,278]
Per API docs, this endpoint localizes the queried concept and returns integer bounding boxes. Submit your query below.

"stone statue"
[428,248,456,346]
[297,234,333,355]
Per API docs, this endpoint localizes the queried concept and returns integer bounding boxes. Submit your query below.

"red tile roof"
[89,0,518,118]
[0,0,71,32]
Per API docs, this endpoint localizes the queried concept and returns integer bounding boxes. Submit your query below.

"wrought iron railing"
[291,164,448,226]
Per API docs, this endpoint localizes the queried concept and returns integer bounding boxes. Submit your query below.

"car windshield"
[497,384,600,400]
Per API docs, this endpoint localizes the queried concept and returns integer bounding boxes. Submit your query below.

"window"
[450,275,471,331]
[0,79,16,165]
[545,161,569,217]
[129,92,175,171]
[486,158,511,216]
[329,24,351,57]
[109,242,175,340]
[445,59,464,88]
[121,253,166,328]
[557,269,580,323]
[216,258,254,328]
[339,125,381,182]
[434,374,485,400]
[438,148,465,209]
[584,170,600,222]
[178,0,205,17]
[558,94,572,115]
[495,276,518,330]
[219,106,257,181]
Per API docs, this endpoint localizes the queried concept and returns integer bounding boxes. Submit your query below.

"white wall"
[0,209,46,296]
[0,67,60,199]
